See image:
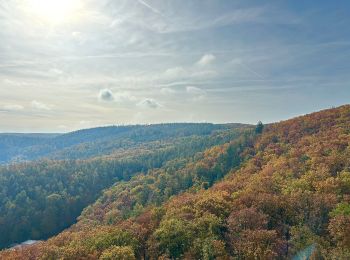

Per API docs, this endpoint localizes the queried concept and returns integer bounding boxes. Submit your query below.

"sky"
[0,0,350,132]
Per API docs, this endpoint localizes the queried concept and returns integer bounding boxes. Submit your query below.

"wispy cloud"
[163,66,187,79]
[31,100,52,111]
[186,86,207,101]
[196,54,216,66]
[2,104,24,112]
[160,87,176,95]
[137,98,161,109]
[137,0,164,17]
[230,58,265,79]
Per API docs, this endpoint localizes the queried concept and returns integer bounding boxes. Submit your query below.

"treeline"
[0,123,238,164]
[0,126,247,249]
[2,105,350,259]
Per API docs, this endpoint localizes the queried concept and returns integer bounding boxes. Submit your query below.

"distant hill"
[0,123,247,164]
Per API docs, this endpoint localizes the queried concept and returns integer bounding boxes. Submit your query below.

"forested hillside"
[0,133,58,163]
[0,123,248,249]
[2,105,350,259]
[0,123,238,164]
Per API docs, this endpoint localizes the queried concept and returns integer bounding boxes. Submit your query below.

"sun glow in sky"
[0,1,350,132]
[26,0,82,24]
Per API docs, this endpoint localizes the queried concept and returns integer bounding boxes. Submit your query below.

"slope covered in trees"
[0,133,58,163]
[0,123,248,249]
[2,105,350,259]
[0,123,240,164]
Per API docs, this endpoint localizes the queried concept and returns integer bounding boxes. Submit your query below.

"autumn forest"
[0,105,350,259]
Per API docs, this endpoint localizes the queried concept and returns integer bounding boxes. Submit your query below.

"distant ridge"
[0,123,248,164]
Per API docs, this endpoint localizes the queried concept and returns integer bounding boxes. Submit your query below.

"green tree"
[99,246,136,260]
[255,121,264,134]
[153,218,192,258]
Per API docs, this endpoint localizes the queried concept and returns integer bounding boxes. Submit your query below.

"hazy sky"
[0,0,350,132]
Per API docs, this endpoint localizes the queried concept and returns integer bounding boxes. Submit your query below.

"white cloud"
[98,89,114,102]
[196,54,216,66]
[191,70,218,79]
[2,104,24,111]
[162,62,217,82]
[49,68,64,75]
[186,86,205,94]
[161,87,176,95]
[31,100,51,111]
[137,98,161,109]
[186,86,207,101]
[164,66,187,79]
[98,89,137,105]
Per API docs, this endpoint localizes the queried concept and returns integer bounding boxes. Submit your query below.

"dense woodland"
[0,124,247,249]
[0,123,236,164]
[2,105,350,259]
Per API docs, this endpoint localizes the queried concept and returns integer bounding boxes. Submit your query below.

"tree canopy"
[2,105,350,259]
